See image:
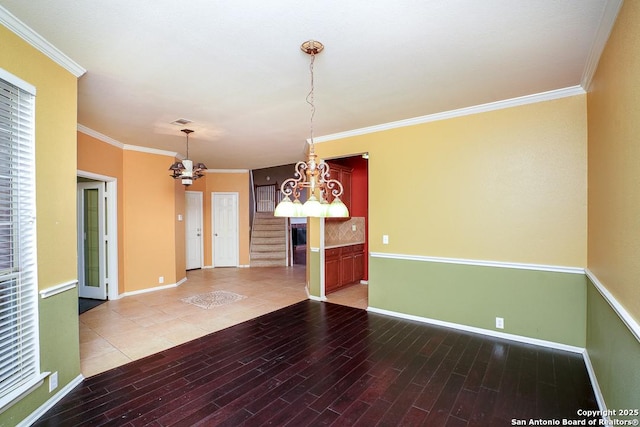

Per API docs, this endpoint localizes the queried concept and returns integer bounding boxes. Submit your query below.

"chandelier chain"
[307,52,316,146]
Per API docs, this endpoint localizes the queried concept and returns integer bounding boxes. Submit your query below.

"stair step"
[253,223,285,231]
[250,212,287,266]
[251,259,287,267]
[250,251,286,260]
[251,246,286,254]
[252,230,285,240]
[252,237,285,245]
[255,216,285,222]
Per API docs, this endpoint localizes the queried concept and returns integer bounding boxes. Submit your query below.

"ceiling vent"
[171,118,193,126]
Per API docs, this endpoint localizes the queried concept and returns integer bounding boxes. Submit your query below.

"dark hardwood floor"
[35,301,598,426]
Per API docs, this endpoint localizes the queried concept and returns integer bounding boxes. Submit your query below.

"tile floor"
[79,266,368,377]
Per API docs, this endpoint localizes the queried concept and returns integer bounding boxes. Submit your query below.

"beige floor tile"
[81,349,131,378]
[78,265,367,377]
[117,337,176,360]
[79,324,102,344]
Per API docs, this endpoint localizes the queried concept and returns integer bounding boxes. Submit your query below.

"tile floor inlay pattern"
[79,266,335,377]
[181,290,247,309]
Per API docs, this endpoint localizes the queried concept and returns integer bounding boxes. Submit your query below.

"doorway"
[212,192,239,267]
[76,172,118,305]
[77,181,106,300]
[185,191,204,270]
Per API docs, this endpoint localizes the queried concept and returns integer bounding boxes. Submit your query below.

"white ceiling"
[0,1,620,170]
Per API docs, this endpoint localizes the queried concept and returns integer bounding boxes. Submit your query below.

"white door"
[212,192,239,267]
[77,182,107,299]
[185,191,203,270]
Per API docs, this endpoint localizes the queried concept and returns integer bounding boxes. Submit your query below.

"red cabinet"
[325,248,341,292]
[325,244,364,294]
[326,163,352,215]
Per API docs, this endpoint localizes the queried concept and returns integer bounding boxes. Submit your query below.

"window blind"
[0,72,39,406]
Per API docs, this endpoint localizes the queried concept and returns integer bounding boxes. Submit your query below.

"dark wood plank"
[33,300,599,427]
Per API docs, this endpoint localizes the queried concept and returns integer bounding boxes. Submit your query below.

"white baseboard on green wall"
[18,374,84,427]
[582,350,609,423]
[367,305,585,354]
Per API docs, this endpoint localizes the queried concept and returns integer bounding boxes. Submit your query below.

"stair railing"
[254,183,283,212]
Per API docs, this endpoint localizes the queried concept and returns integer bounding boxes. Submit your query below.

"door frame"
[77,170,119,300]
[77,181,106,299]
[211,192,239,267]
[185,191,204,270]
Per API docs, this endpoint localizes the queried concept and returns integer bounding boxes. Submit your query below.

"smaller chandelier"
[169,129,207,186]
[274,40,349,218]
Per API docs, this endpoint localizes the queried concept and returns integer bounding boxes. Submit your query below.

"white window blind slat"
[0,71,39,407]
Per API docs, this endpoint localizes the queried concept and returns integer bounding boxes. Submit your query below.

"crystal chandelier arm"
[280,177,301,198]
[325,178,344,198]
[280,161,309,199]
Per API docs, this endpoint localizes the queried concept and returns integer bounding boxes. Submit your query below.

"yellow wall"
[0,22,80,424]
[77,133,252,288]
[77,132,125,292]
[315,95,587,267]
[201,172,251,267]
[123,150,182,291]
[587,0,640,320]
[1,25,79,288]
[78,134,185,293]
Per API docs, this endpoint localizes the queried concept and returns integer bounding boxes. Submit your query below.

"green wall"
[369,256,587,347]
[308,249,321,297]
[1,289,81,426]
[586,279,640,416]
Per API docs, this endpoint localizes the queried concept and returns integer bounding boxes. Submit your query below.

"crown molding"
[78,124,179,158]
[206,169,250,174]
[123,144,178,158]
[314,85,585,144]
[581,0,624,91]
[0,6,86,78]
[77,124,124,149]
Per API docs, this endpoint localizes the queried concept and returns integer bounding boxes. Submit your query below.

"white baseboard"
[582,351,609,422]
[18,374,84,427]
[118,279,185,299]
[367,306,585,354]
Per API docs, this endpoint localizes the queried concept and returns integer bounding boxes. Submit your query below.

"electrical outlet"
[382,235,389,244]
[159,276,164,284]
[351,224,357,231]
[495,317,504,329]
[49,371,58,392]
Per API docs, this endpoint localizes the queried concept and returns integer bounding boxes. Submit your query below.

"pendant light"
[274,40,349,218]
[169,129,207,186]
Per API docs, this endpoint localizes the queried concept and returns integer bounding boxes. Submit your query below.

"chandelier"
[274,40,349,218]
[169,129,207,186]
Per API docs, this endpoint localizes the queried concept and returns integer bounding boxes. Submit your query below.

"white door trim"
[77,181,106,299]
[77,170,119,300]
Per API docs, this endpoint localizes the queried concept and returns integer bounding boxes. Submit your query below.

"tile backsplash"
[325,217,365,246]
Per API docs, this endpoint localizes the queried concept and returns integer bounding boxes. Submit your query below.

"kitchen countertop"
[325,241,365,249]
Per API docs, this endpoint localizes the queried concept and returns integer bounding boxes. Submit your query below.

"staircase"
[250,212,288,267]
